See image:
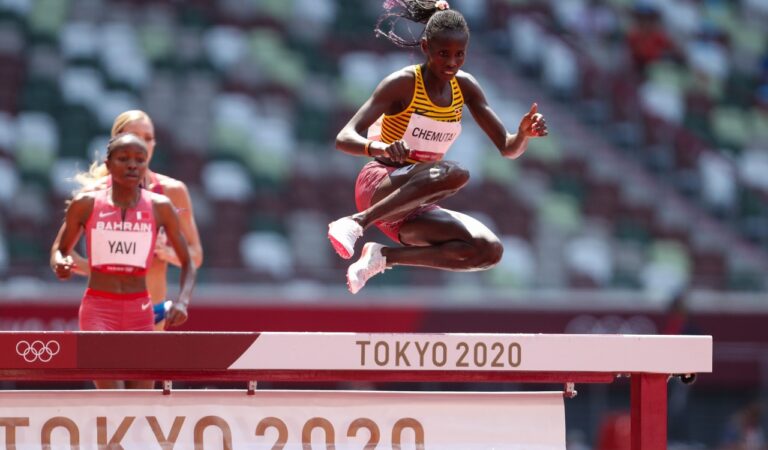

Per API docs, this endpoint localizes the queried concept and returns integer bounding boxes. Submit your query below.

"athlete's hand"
[154,243,177,263]
[52,254,74,280]
[164,301,188,329]
[518,103,548,138]
[382,140,411,164]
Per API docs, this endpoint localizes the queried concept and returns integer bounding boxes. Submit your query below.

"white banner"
[0,390,565,449]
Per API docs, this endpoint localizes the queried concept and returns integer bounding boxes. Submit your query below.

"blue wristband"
[153,300,173,324]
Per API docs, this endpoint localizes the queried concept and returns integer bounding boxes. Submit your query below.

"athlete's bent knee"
[470,238,503,269]
[436,161,470,189]
[420,161,469,190]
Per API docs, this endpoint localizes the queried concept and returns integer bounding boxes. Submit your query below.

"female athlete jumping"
[327,0,548,293]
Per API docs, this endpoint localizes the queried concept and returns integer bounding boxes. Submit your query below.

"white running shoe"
[347,242,387,294]
[328,216,363,259]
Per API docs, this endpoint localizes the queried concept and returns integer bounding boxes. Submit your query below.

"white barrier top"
[229,333,713,374]
[1,332,711,376]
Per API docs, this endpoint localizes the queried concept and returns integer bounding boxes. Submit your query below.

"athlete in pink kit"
[59,110,204,330]
[50,133,196,389]
[328,0,548,293]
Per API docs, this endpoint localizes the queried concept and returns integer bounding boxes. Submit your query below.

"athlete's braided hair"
[375,0,468,48]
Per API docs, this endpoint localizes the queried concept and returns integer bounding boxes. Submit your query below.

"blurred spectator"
[662,291,703,336]
[663,291,704,441]
[595,411,631,450]
[565,429,590,450]
[719,402,767,450]
[626,5,681,76]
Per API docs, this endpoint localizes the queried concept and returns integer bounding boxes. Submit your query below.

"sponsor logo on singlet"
[95,221,153,232]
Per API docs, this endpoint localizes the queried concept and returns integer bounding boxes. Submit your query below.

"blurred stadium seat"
[0,0,767,298]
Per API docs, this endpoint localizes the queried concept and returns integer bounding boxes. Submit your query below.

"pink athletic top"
[85,189,157,275]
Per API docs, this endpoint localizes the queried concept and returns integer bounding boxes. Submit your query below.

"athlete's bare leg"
[328,160,471,259]
[94,380,155,389]
[93,380,123,389]
[354,160,470,228]
[344,208,503,293]
[384,208,503,271]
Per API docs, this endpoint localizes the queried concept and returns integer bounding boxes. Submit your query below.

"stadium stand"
[0,0,767,297]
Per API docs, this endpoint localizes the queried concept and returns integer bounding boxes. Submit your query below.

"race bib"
[402,114,461,162]
[91,227,153,269]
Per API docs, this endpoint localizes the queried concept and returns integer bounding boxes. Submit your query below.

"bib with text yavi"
[91,222,153,269]
[402,114,461,163]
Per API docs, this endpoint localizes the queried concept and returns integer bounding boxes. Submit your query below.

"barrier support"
[0,331,713,449]
[631,373,667,450]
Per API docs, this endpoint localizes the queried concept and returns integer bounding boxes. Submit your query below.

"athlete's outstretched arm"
[335,71,414,164]
[51,223,89,276]
[459,73,548,159]
[153,197,196,328]
[153,181,204,269]
[50,180,108,277]
[50,195,93,280]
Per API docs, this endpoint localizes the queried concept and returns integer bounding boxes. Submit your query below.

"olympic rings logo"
[15,340,61,363]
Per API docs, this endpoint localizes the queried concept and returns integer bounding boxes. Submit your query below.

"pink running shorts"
[354,160,439,244]
[79,288,155,332]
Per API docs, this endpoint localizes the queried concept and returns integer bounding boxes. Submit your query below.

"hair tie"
[435,0,449,10]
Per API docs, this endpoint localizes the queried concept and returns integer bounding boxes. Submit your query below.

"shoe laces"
[365,246,388,276]
[337,218,362,241]
[348,221,363,240]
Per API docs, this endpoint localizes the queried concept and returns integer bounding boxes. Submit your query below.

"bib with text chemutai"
[402,114,461,162]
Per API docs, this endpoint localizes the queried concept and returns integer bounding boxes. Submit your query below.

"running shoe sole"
[328,232,353,259]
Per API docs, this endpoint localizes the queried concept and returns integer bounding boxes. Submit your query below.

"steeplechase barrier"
[0,332,712,449]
